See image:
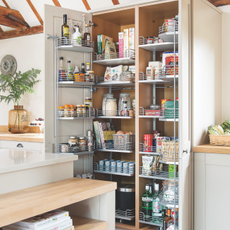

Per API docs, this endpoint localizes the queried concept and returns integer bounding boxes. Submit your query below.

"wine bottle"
[61,14,69,45]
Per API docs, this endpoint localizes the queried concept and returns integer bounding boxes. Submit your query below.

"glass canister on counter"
[102,93,114,115]
[105,98,117,116]
[118,93,131,115]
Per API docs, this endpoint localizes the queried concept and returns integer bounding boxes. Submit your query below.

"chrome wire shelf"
[115,209,135,221]
[57,144,94,155]
[95,108,134,119]
[95,141,134,152]
[139,166,178,180]
[139,212,163,227]
[139,143,159,155]
[57,108,95,119]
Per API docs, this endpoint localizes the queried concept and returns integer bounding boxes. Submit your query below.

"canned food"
[144,134,153,152]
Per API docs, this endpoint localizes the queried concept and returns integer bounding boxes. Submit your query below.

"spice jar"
[85,73,90,82]
[89,71,94,82]
[79,73,85,82]
[79,136,86,151]
[68,136,78,146]
[60,143,70,153]
[82,105,87,117]
[64,104,70,117]
[146,36,154,44]
[129,109,134,117]
[58,106,64,117]
[76,105,82,117]
[85,97,92,108]
[69,104,75,117]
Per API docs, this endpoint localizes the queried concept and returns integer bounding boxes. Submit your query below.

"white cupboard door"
[179,0,192,229]
[44,5,91,153]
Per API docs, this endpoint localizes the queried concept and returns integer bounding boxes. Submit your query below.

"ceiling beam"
[2,0,10,9]
[208,0,230,6]
[0,27,3,32]
[0,6,28,30]
[0,25,43,40]
[52,0,61,7]
[26,0,43,25]
[82,0,91,10]
[111,0,120,5]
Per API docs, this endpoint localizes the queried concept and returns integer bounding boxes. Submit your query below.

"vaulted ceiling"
[0,0,228,40]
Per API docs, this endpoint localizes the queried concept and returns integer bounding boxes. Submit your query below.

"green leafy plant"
[0,68,41,105]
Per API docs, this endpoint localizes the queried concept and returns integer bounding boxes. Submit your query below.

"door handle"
[17,143,24,148]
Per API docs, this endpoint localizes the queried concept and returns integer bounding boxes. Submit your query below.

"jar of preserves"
[105,98,117,116]
[64,104,70,117]
[85,73,90,82]
[85,97,92,108]
[82,105,87,117]
[129,109,134,117]
[79,136,86,151]
[68,136,78,147]
[60,143,70,153]
[69,104,75,117]
[58,106,64,117]
[76,105,82,117]
[89,71,94,82]
[146,36,154,44]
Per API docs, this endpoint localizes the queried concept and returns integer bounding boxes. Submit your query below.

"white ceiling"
[0,0,160,32]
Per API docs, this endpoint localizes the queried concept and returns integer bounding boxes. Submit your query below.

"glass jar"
[60,143,70,153]
[120,66,133,82]
[76,105,82,117]
[64,104,70,117]
[8,105,29,133]
[163,179,178,203]
[58,106,64,117]
[88,71,94,82]
[85,97,92,108]
[68,136,78,147]
[102,93,114,116]
[79,136,86,151]
[118,93,131,115]
[105,98,117,116]
[146,36,154,44]
[85,73,90,82]
[82,105,86,117]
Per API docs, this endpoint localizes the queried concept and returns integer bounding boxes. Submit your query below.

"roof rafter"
[26,0,43,25]
[52,0,61,7]
[0,6,29,30]
[82,0,91,10]
[0,25,43,39]
[2,0,10,9]
[208,0,230,6]
[111,0,120,5]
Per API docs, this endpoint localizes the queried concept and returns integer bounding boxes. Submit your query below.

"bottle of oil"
[61,14,69,45]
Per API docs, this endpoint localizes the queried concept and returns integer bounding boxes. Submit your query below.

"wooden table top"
[193,144,230,154]
[0,131,44,142]
[0,178,117,227]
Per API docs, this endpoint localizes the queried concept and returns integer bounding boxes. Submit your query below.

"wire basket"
[113,134,135,150]
[209,135,230,146]
[57,37,94,49]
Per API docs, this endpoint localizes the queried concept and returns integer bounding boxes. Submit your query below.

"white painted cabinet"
[194,152,230,230]
[0,140,44,151]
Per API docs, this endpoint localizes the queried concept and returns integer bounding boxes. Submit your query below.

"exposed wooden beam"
[52,0,61,7]
[0,6,28,30]
[0,27,3,32]
[2,0,10,9]
[8,13,30,28]
[82,0,91,10]
[0,25,43,40]
[111,0,120,5]
[208,0,230,6]
[26,0,43,25]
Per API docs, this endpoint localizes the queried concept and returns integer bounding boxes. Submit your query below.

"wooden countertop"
[193,144,230,154]
[0,178,117,227]
[0,131,44,142]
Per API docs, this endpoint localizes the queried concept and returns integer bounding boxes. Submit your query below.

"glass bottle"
[67,60,73,81]
[81,14,86,46]
[163,209,172,230]
[59,57,65,81]
[61,14,69,45]
[72,25,82,46]
[152,183,163,223]
[142,184,153,219]
[80,63,85,82]
[167,210,178,229]
[8,105,29,133]
[86,62,90,73]
[84,26,91,47]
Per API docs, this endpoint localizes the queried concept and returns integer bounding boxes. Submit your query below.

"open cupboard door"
[178,0,192,229]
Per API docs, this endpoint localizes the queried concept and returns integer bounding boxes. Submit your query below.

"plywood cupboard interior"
[91,1,178,229]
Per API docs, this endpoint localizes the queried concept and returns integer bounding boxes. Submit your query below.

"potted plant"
[0,68,41,133]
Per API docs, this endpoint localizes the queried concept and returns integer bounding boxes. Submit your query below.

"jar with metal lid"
[85,97,92,108]
[82,105,87,117]
[68,136,78,147]
[76,105,82,117]
[60,143,70,153]
[146,36,154,44]
[58,106,64,117]
[79,136,86,151]
[105,98,117,116]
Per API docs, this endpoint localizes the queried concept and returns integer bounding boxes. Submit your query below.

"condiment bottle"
[72,25,82,46]
[163,209,172,230]
[67,60,73,81]
[81,14,86,46]
[59,57,66,81]
[86,129,93,151]
[84,26,91,47]
[74,66,80,82]
[80,63,85,82]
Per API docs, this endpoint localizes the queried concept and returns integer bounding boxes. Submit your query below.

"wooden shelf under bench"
[0,178,116,228]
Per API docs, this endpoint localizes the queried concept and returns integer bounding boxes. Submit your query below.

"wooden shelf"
[0,178,116,227]
[72,216,108,230]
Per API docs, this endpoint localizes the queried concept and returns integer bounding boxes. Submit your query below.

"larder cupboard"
[44,0,222,229]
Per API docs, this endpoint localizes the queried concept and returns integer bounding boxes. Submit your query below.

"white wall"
[0,34,44,126]
[218,5,230,121]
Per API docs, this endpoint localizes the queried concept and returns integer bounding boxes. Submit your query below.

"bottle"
[80,63,85,82]
[72,25,82,46]
[84,25,91,47]
[61,14,69,45]
[81,14,86,46]
[87,129,93,151]
[167,210,178,229]
[152,183,163,223]
[67,60,73,81]
[142,184,153,219]
[74,66,80,82]
[86,62,90,73]
[163,209,172,230]
[59,57,66,81]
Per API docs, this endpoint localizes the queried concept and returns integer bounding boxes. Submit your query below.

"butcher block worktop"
[193,144,230,154]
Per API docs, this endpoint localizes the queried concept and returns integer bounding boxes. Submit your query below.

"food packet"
[142,155,154,176]
[105,41,117,59]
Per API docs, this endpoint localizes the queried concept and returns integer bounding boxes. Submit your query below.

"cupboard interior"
[92,8,136,188]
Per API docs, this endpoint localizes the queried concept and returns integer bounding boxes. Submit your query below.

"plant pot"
[8,105,29,133]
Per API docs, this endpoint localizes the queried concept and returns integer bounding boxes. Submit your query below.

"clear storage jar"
[118,93,131,115]
[105,98,117,116]
[102,93,114,116]
[163,179,178,203]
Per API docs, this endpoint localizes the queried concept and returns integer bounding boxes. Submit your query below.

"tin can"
[144,134,153,152]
